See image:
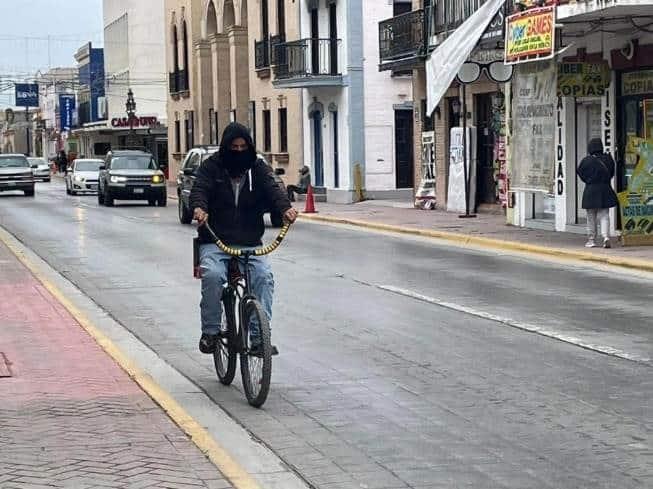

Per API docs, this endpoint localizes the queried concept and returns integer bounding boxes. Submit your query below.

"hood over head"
[588,138,604,155]
[217,122,257,177]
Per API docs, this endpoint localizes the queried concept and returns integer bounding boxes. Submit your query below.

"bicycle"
[200,221,291,408]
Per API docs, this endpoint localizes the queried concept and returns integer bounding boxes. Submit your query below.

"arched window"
[182,20,189,71]
[172,24,179,72]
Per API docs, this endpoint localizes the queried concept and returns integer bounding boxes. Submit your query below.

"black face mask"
[225,149,252,177]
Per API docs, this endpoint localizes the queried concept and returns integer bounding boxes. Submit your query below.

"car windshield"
[75,160,102,171]
[111,155,157,170]
[28,158,46,166]
[0,156,29,168]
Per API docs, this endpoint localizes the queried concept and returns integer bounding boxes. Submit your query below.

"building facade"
[76,0,168,167]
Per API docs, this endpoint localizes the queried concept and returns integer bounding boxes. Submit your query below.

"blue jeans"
[199,244,274,340]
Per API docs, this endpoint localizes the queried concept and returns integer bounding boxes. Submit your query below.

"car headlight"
[110,175,127,183]
[152,174,164,184]
[74,175,84,182]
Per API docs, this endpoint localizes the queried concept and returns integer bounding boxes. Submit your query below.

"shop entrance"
[574,99,602,224]
[475,93,498,207]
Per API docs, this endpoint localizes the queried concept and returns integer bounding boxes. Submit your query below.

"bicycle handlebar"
[202,221,291,257]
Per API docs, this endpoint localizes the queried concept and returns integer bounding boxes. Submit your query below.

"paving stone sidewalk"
[0,240,232,489]
[304,200,653,264]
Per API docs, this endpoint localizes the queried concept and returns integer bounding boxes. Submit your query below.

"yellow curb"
[298,213,653,274]
[0,227,262,489]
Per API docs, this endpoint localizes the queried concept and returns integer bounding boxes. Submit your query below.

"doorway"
[394,109,414,188]
[475,93,496,206]
[574,99,602,224]
[310,109,324,187]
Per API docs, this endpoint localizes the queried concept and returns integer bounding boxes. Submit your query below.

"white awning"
[426,0,506,115]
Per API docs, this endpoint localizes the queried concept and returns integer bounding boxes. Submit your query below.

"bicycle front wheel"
[240,299,272,408]
[214,289,237,385]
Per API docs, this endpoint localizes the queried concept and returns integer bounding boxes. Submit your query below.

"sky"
[0,0,103,107]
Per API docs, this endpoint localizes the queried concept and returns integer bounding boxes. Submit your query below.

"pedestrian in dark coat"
[577,138,618,248]
[286,165,311,202]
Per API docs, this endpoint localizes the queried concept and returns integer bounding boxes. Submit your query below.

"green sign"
[557,62,610,97]
[622,70,653,96]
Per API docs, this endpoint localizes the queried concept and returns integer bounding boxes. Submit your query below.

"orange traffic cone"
[303,185,317,214]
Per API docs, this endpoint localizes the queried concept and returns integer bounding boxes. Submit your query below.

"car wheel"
[24,187,35,197]
[178,198,192,224]
[148,199,156,206]
[157,194,167,207]
[104,188,114,207]
[270,212,283,228]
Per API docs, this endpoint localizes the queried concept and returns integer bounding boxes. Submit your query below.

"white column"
[602,70,617,236]
[555,96,575,232]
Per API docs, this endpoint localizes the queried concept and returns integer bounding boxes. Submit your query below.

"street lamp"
[125,88,136,145]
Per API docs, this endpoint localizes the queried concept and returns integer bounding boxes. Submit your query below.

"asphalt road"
[1,180,652,489]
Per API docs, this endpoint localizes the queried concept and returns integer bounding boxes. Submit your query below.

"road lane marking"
[377,284,651,365]
[0,225,264,489]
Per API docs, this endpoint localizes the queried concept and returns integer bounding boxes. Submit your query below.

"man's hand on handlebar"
[194,207,209,225]
[284,208,298,224]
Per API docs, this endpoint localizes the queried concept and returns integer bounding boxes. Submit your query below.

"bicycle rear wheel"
[240,299,272,408]
[214,289,237,385]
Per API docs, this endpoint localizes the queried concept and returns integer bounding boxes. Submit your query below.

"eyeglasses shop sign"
[15,83,39,107]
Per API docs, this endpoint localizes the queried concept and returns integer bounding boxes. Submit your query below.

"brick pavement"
[0,240,232,489]
[303,200,653,264]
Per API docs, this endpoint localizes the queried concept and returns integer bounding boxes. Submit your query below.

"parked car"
[27,157,51,182]
[0,154,36,196]
[65,158,104,195]
[98,149,167,207]
[176,145,286,227]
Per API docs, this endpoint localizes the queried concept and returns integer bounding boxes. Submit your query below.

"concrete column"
[228,26,249,125]
[554,95,575,232]
[195,40,213,145]
[211,34,232,135]
[602,70,617,236]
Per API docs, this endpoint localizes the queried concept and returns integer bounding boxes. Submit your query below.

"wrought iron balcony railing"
[274,38,341,80]
[379,9,426,62]
[255,38,270,69]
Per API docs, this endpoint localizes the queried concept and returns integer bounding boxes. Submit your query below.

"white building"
[76,0,168,166]
[35,68,78,159]
[273,0,413,202]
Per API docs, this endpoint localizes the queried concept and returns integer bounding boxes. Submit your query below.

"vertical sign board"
[415,131,436,209]
[618,138,653,245]
[59,95,76,132]
[14,83,39,107]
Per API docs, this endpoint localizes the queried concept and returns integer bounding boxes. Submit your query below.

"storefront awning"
[426,0,506,115]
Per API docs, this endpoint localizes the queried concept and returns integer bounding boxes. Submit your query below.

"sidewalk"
[0,240,231,488]
[299,200,653,271]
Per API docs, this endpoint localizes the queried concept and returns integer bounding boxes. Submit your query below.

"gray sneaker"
[603,238,611,249]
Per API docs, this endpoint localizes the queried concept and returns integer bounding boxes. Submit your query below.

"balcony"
[273,38,344,89]
[168,69,189,96]
[255,38,270,70]
[379,9,426,71]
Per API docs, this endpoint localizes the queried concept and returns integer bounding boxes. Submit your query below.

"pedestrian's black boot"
[199,333,218,354]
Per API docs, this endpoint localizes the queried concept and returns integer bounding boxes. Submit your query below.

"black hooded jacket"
[577,138,618,210]
[189,122,291,246]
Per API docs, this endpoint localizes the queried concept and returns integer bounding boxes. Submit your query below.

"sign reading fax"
[14,83,39,107]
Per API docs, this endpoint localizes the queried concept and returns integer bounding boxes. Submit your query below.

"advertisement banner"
[425,0,505,115]
[558,62,610,98]
[505,7,555,65]
[618,138,653,246]
[415,131,436,209]
[621,70,653,96]
[447,127,477,213]
[511,60,557,192]
[59,94,76,132]
[15,83,39,107]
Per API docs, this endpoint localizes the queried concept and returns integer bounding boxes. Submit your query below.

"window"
[172,24,179,72]
[185,112,195,152]
[393,1,412,16]
[209,109,215,145]
[277,0,285,37]
[263,109,271,152]
[278,108,287,153]
[111,155,157,170]
[261,0,269,39]
[249,101,257,147]
[174,120,181,153]
[182,21,189,71]
[186,152,201,171]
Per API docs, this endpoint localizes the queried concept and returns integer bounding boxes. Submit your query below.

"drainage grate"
[0,352,12,377]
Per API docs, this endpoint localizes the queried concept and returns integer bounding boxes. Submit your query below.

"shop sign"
[415,131,436,210]
[618,137,653,246]
[558,62,610,97]
[505,6,555,65]
[511,60,557,192]
[59,94,76,132]
[479,4,506,49]
[622,70,653,96]
[15,83,39,107]
[110,116,159,128]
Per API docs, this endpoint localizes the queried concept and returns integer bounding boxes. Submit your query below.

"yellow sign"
[505,7,555,64]
[622,70,653,96]
[558,62,610,97]
[618,138,653,245]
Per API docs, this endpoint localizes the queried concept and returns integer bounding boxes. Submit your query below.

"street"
[1,181,653,489]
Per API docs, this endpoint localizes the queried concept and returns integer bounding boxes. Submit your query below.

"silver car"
[27,157,51,182]
[65,158,104,195]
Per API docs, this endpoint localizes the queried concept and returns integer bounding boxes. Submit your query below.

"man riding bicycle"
[190,122,298,355]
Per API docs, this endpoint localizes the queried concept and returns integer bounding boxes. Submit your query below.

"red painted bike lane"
[0,240,231,489]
